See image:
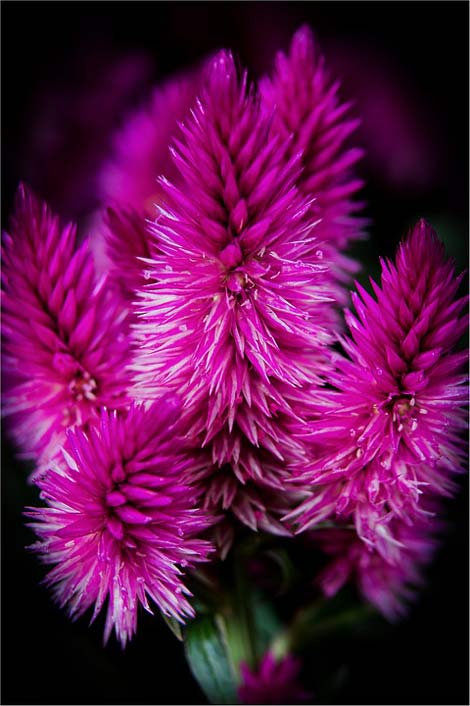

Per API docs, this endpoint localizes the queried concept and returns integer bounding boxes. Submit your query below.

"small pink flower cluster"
[2,26,467,653]
[239,652,312,705]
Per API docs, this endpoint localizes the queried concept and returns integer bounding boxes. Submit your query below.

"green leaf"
[184,615,238,704]
[248,589,283,658]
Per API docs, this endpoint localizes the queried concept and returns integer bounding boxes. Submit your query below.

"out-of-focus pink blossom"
[98,70,201,216]
[100,207,156,301]
[93,70,202,296]
[239,651,312,705]
[313,514,439,620]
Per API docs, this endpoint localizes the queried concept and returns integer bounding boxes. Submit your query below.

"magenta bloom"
[132,50,332,529]
[314,514,438,620]
[93,71,201,299]
[260,26,365,291]
[238,652,312,705]
[1,185,130,467]
[98,70,200,216]
[288,220,468,560]
[26,398,213,647]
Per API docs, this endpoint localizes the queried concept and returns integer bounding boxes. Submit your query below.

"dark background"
[2,2,468,704]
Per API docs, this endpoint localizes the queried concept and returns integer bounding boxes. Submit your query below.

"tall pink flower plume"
[98,70,201,216]
[93,71,201,300]
[1,185,130,467]
[25,398,213,647]
[313,512,439,620]
[238,652,312,705]
[132,50,333,535]
[287,220,468,561]
[260,25,365,292]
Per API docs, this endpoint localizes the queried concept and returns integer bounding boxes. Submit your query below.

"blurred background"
[2,1,468,704]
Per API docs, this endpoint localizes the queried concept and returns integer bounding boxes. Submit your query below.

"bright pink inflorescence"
[132,48,339,539]
[238,652,312,705]
[26,399,213,647]
[1,185,130,469]
[93,71,202,300]
[288,220,468,565]
[3,24,467,648]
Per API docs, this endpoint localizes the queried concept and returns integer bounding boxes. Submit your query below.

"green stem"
[216,550,256,682]
[220,549,257,679]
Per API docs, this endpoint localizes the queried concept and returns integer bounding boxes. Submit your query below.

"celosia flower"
[92,71,201,298]
[1,185,130,467]
[238,652,312,705]
[288,220,468,560]
[132,50,333,532]
[260,26,365,292]
[98,70,200,216]
[313,513,439,620]
[26,398,213,647]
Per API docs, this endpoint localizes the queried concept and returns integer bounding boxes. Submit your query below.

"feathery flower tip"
[26,399,213,647]
[260,25,366,293]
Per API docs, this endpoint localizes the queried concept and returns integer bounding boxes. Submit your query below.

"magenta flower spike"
[132,50,334,533]
[93,72,201,299]
[98,70,201,217]
[314,512,439,620]
[26,398,213,648]
[238,652,312,705]
[260,26,366,292]
[1,185,130,467]
[287,220,468,560]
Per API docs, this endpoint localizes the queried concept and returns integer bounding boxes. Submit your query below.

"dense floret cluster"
[2,28,466,696]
